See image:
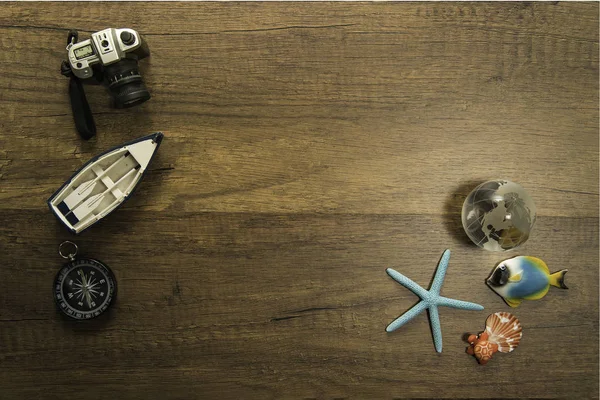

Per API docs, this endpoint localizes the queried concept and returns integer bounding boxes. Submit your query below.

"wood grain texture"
[0,2,598,399]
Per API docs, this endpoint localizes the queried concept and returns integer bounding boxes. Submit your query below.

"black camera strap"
[68,76,96,140]
[62,30,96,140]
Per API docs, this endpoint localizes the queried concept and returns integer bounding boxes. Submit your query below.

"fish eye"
[499,265,506,270]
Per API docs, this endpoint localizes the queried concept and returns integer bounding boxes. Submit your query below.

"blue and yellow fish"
[486,256,568,307]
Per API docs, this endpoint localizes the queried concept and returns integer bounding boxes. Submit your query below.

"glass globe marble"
[461,180,536,252]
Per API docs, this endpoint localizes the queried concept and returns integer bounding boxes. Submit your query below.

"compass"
[53,242,117,320]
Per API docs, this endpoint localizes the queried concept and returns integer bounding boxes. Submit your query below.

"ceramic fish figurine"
[486,256,567,307]
[466,312,522,365]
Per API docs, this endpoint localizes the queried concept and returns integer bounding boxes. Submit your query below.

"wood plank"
[0,2,598,399]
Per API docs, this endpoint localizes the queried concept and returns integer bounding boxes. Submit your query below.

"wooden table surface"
[0,2,598,399]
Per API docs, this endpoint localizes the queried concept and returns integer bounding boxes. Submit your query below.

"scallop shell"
[484,312,522,353]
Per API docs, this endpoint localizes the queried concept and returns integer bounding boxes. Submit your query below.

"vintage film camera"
[61,28,151,139]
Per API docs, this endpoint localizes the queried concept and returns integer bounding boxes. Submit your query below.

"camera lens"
[104,58,151,109]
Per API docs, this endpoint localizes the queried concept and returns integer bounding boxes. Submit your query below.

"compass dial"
[53,258,116,320]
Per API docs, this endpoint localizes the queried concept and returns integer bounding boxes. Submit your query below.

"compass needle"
[85,291,93,309]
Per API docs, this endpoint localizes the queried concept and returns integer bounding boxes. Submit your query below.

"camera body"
[64,28,151,110]
[67,28,147,79]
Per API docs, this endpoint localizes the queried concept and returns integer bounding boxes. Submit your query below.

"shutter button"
[120,31,135,45]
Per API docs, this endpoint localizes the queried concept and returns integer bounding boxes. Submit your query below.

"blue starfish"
[386,249,484,353]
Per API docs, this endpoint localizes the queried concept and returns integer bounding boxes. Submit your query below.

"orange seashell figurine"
[466,312,522,365]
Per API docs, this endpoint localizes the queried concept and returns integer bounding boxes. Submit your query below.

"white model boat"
[48,132,164,234]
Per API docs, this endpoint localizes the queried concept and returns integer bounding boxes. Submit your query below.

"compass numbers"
[54,258,116,320]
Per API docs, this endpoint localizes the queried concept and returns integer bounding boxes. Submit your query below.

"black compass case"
[53,257,117,320]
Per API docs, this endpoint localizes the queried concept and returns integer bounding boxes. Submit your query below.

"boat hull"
[48,132,164,234]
